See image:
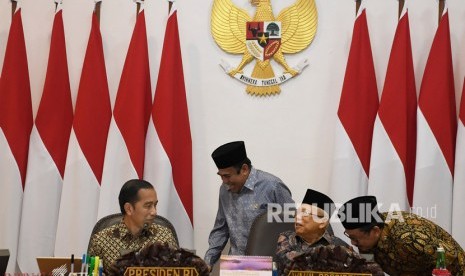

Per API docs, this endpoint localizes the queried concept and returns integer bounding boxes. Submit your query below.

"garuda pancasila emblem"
[211,0,317,96]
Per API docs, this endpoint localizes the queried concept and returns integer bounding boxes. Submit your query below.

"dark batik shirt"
[88,221,177,274]
[372,212,465,276]
[204,168,294,266]
[275,229,349,275]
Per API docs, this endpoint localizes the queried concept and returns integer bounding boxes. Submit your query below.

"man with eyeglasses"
[275,189,348,274]
[338,195,465,276]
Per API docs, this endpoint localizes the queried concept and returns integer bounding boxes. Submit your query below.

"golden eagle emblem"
[211,0,317,96]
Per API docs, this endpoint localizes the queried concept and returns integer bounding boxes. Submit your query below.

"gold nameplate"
[124,267,199,276]
[287,271,372,276]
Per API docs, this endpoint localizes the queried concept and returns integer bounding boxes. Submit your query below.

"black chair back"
[0,249,9,275]
[245,211,335,260]
[245,212,294,259]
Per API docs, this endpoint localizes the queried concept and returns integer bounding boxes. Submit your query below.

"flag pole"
[398,0,405,19]
[355,0,361,15]
[54,0,63,12]
[438,0,445,24]
[95,0,102,24]
[136,0,143,14]
[11,0,17,18]
[168,0,173,14]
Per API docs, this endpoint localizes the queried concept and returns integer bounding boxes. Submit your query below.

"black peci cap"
[337,196,384,230]
[211,141,247,169]
[301,189,335,217]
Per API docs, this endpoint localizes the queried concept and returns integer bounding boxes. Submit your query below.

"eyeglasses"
[295,209,324,219]
[344,231,362,243]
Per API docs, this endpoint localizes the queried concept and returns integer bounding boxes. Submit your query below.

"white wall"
[0,0,464,259]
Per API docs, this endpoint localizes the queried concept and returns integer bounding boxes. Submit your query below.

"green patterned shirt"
[372,212,465,276]
[88,221,177,274]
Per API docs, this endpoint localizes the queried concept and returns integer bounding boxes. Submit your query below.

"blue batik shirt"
[204,167,294,266]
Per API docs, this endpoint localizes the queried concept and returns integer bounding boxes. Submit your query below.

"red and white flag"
[145,3,193,249]
[368,8,416,212]
[98,6,152,218]
[55,11,112,256]
[18,6,73,272]
[413,9,456,232]
[453,79,465,248]
[329,6,378,243]
[329,7,378,204]
[0,9,33,272]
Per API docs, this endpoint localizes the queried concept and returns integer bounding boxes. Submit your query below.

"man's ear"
[372,226,381,237]
[241,164,249,175]
[124,202,133,215]
[318,218,329,229]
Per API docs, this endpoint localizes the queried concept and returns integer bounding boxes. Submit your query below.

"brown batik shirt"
[88,221,177,274]
[372,212,465,276]
[275,230,349,275]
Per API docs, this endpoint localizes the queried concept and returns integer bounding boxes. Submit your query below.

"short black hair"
[232,157,252,174]
[358,215,386,234]
[118,179,154,215]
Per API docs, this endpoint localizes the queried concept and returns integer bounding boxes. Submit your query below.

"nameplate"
[220,255,272,276]
[124,267,199,276]
[287,271,372,276]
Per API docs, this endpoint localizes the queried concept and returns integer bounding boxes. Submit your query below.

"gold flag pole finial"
[438,0,445,24]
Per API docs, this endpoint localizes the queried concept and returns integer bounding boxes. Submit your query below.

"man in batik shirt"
[338,196,465,276]
[204,141,294,270]
[275,189,348,275]
[88,179,177,274]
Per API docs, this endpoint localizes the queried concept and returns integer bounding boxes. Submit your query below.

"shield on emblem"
[246,21,281,61]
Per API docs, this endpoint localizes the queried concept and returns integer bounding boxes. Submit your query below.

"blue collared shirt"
[204,167,294,266]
